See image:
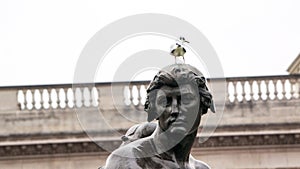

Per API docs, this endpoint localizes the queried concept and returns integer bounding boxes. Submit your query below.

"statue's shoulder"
[190,155,211,169]
[103,140,147,169]
[103,149,139,169]
[112,141,140,155]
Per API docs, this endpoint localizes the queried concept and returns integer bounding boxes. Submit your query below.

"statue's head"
[144,64,214,134]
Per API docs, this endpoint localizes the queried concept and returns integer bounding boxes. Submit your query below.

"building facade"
[0,75,300,169]
[287,53,300,74]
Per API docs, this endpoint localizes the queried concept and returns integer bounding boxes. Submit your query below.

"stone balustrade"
[16,85,100,110]
[226,75,300,103]
[0,75,300,114]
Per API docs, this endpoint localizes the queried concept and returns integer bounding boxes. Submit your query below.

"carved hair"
[144,64,215,122]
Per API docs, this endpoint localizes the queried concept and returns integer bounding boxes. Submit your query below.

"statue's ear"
[146,107,157,122]
[145,98,161,122]
[147,115,155,122]
[147,111,159,122]
[210,100,216,113]
[201,99,216,115]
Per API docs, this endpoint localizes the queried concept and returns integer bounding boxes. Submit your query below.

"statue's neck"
[153,127,198,167]
[174,131,197,163]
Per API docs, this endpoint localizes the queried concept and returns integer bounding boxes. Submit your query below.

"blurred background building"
[288,53,300,74]
[0,55,300,169]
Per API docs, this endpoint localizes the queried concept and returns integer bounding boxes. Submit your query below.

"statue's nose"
[170,97,179,116]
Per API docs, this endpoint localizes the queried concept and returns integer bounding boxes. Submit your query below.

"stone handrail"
[226,75,300,103]
[0,75,299,113]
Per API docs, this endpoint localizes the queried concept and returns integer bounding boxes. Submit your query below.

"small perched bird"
[170,37,189,63]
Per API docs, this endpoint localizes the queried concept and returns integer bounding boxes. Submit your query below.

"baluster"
[35,89,43,110]
[30,90,34,109]
[249,80,254,101]
[140,85,147,105]
[290,79,297,99]
[39,89,44,109]
[88,87,92,107]
[74,88,79,108]
[232,81,238,103]
[290,78,296,99]
[80,87,85,107]
[64,88,69,108]
[97,87,101,106]
[83,88,88,107]
[226,82,230,103]
[31,89,36,110]
[273,80,278,100]
[241,81,246,102]
[257,80,262,100]
[47,88,52,109]
[265,80,270,100]
[72,88,76,108]
[55,88,60,108]
[69,88,74,108]
[132,85,139,106]
[82,87,87,107]
[136,85,142,106]
[25,89,34,110]
[89,87,93,107]
[17,90,25,110]
[281,79,287,100]
[43,89,49,109]
[90,87,96,107]
[85,87,90,107]
[129,85,134,106]
[87,88,91,107]
[22,89,28,110]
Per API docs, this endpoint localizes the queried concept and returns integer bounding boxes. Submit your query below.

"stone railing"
[16,84,100,110]
[226,75,300,103]
[0,75,300,113]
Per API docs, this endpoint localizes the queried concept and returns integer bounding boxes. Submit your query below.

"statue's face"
[155,83,201,135]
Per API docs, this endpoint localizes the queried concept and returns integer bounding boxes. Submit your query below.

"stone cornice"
[1,132,299,159]
[195,133,300,148]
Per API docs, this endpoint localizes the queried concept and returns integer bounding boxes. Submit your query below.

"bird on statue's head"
[170,36,189,63]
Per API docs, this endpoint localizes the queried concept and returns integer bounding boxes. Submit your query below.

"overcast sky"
[0,0,299,86]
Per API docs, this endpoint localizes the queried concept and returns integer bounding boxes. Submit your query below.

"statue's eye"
[157,96,172,107]
[157,96,167,107]
[181,94,195,104]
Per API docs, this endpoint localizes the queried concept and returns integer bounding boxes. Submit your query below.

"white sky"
[0,0,300,86]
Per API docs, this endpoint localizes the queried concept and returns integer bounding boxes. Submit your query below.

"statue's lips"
[169,120,188,135]
[170,119,186,126]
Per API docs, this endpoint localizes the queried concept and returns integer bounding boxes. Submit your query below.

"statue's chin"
[169,126,187,138]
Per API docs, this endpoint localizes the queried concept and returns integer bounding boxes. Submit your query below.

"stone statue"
[100,64,215,169]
